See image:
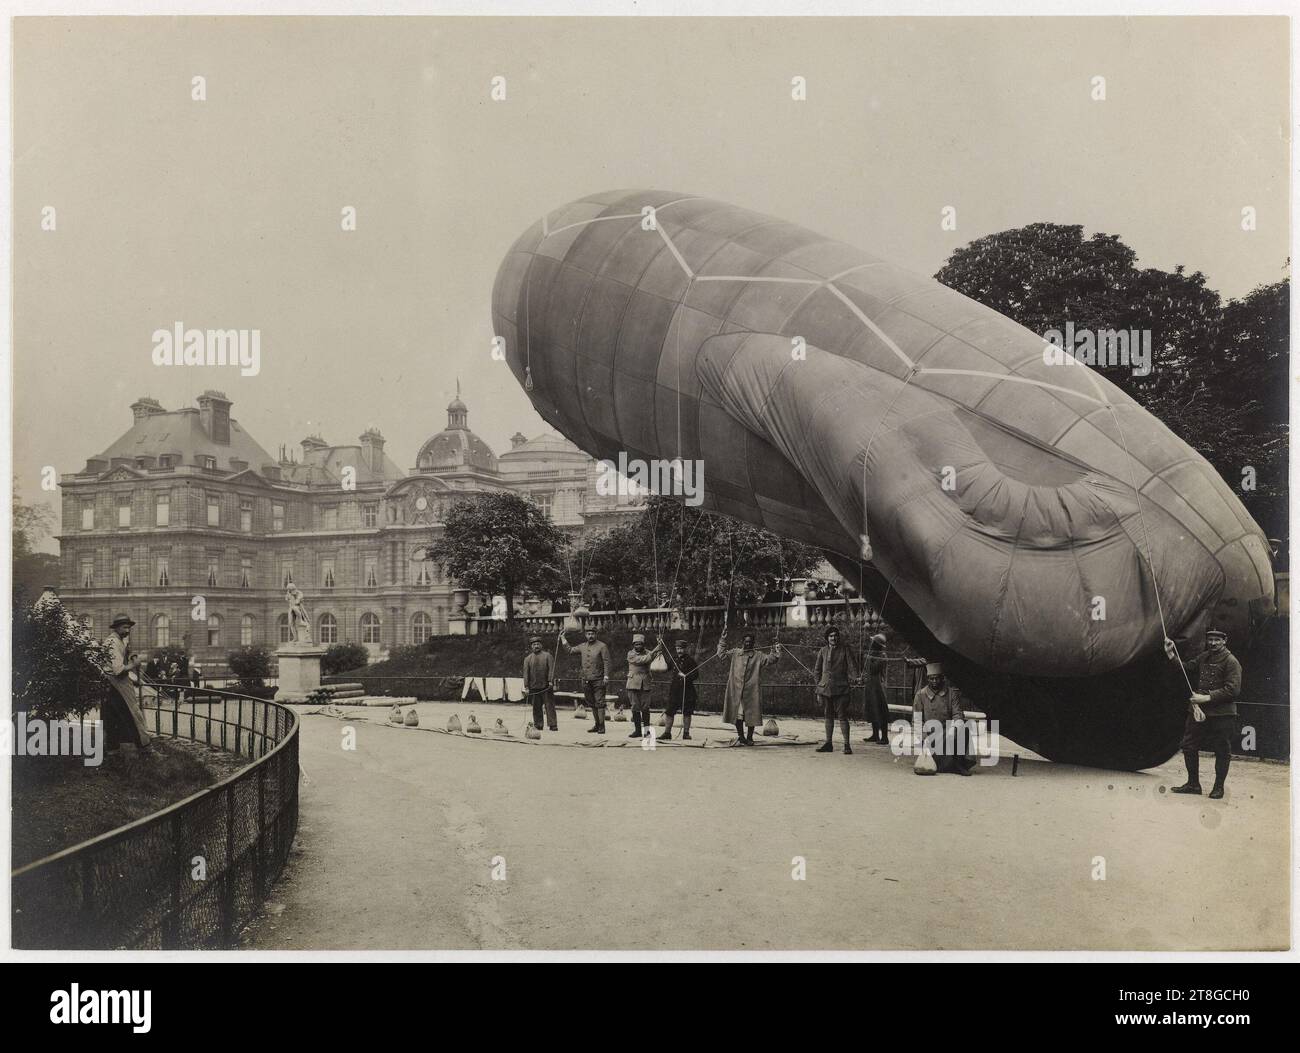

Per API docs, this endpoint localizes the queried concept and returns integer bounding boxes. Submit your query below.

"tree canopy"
[568,496,825,609]
[431,491,571,621]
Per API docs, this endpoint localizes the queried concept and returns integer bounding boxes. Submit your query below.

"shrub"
[227,645,273,691]
[322,642,370,676]
[11,594,112,721]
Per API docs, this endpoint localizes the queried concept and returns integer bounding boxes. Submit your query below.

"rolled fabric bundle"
[403,708,420,727]
[650,653,669,673]
[762,718,779,737]
[613,708,629,722]
[493,718,511,735]
[525,722,542,740]
[914,748,938,775]
[574,703,588,719]
[446,713,462,733]
[466,714,482,734]
[389,705,403,724]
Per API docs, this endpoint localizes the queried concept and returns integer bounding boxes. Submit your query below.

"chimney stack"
[360,427,386,472]
[131,396,166,424]
[197,390,232,444]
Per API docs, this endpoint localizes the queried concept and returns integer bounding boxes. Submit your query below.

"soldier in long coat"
[717,630,781,746]
[862,633,890,745]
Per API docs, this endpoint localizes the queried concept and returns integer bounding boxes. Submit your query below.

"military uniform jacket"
[1185,648,1241,718]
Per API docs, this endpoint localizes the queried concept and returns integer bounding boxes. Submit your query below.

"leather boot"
[629,709,642,738]
[1209,751,1229,799]
[1172,750,1202,794]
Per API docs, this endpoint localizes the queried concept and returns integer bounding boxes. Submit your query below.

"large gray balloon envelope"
[492,190,1275,769]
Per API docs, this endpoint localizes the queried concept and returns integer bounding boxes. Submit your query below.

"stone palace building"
[57,389,640,669]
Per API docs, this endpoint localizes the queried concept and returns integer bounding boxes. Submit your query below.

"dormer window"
[158,455,173,469]
[202,456,217,471]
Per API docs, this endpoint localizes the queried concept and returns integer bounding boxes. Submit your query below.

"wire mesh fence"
[11,686,300,949]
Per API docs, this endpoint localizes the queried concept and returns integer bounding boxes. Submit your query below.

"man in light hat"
[1165,628,1241,799]
[624,633,663,739]
[911,662,973,775]
[862,633,890,745]
[813,626,860,754]
[559,626,612,734]
[523,635,558,732]
[103,615,153,752]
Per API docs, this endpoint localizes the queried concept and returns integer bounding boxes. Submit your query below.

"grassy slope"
[12,738,249,868]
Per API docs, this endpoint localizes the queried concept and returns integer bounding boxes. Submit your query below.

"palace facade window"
[319,612,338,644]
[412,611,433,643]
[360,611,381,644]
[240,557,253,588]
[362,503,378,527]
[241,614,254,646]
[207,494,220,527]
[117,556,131,589]
[153,614,169,648]
[240,499,253,532]
[81,558,94,588]
[81,502,94,530]
[155,492,170,526]
[206,614,221,647]
[272,503,284,532]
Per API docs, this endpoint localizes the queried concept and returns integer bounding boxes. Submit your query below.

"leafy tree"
[570,497,824,610]
[11,593,111,720]
[227,646,273,691]
[12,488,59,604]
[431,492,570,623]
[571,522,653,608]
[639,496,824,608]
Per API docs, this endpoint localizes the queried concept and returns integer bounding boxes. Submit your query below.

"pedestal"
[275,644,327,702]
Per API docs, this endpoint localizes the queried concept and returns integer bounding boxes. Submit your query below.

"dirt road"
[243,702,1289,951]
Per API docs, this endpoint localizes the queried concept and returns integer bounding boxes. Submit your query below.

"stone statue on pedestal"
[286,584,312,643]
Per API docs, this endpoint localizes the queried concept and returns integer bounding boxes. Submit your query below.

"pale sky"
[12,16,1290,549]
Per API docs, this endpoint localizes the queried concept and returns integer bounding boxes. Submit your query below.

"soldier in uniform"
[523,635,558,733]
[813,626,860,755]
[559,626,612,734]
[911,662,974,775]
[624,633,663,739]
[1166,628,1241,799]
